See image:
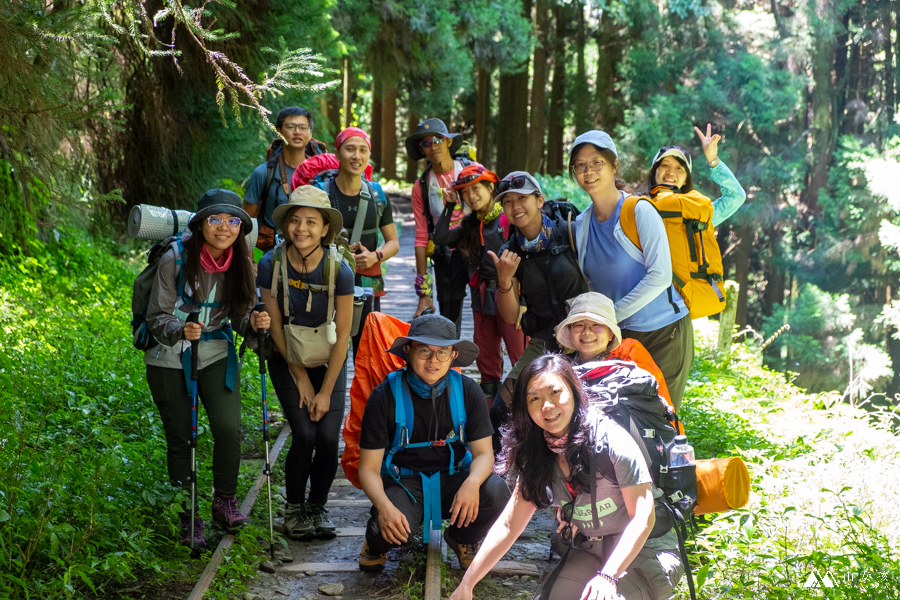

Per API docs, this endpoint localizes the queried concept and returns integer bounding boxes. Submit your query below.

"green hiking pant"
[147,357,242,500]
[622,313,694,412]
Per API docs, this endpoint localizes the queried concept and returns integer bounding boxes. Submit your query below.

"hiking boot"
[444,529,480,570]
[358,541,387,572]
[283,502,315,540]
[179,513,206,549]
[211,495,250,532]
[306,502,336,539]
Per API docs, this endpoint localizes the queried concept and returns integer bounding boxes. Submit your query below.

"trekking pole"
[187,310,201,553]
[254,302,276,560]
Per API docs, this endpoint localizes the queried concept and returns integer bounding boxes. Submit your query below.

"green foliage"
[533,174,591,211]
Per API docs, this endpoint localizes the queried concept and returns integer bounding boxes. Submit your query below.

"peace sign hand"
[693,124,721,164]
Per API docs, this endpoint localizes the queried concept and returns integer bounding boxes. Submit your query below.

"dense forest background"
[2,0,900,400]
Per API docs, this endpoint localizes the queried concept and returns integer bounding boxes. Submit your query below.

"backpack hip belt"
[381,369,470,543]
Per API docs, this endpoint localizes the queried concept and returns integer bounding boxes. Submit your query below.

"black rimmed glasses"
[208,216,242,230]
[282,123,310,133]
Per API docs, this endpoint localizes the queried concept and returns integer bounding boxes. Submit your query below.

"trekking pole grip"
[253,302,267,374]
[187,310,200,381]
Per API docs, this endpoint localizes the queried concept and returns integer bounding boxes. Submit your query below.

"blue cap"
[569,130,618,158]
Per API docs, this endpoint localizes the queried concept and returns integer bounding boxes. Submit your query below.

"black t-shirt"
[359,373,493,474]
[326,180,394,251]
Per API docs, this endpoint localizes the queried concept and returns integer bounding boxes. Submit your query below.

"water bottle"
[668,435,695,468]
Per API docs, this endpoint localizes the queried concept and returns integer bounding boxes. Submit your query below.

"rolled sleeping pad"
[127,204,259,249]
[694,457,751,515]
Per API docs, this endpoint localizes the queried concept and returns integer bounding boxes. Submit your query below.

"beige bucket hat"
[555,292,622,352]
[272,185,343,245]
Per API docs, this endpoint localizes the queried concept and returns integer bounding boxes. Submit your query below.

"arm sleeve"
[359,383,393,450]
[243,163,266,206]
[604,422,652,488]
[614,201,674,322]
[708,160,746,227]
[431,203,462,246]
[411,179,430,248]
[462,377,494,441]
[146,249,186,347]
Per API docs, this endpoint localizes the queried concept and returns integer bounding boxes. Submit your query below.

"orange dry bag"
[694,457,750,515]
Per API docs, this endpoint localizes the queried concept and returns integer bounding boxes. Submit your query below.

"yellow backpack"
[620,186,726,319]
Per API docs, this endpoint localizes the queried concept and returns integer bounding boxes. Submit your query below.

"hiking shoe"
[179,513,206,549]
[283,502,315,540]
[358,541,387,572]
[444,529,480,570]
[211,495,250,532]
[306,502,336,539]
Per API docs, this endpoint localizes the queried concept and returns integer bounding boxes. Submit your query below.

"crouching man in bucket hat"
[356,314,511,571]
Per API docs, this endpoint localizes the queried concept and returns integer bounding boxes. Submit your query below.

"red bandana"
[200,244,233,274]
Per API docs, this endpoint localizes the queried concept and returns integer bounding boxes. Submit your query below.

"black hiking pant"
[365,472,510,553]
[147,358,242,500]
[268,353,346,506]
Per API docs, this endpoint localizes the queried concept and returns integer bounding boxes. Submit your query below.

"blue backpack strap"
[446,370,472,475]
[180,323,238,392]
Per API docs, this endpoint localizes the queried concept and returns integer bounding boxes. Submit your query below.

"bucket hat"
[569,130,618,158]
[555,292,622,352]
[272,185,343,245]
[189,189,252,235]
[386,313,479,368]
[494,171,543,203]
[404,118,463,161]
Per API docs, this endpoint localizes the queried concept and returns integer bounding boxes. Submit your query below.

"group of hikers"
[139,106,745,600]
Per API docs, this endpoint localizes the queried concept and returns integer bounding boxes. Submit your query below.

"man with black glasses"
[404,118,472,334]
[243,106,326,250]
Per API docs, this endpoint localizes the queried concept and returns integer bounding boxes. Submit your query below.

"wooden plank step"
[491,561,541,576]
[276,562,361,573]
[326,499,371,507]
[424,529,442,600]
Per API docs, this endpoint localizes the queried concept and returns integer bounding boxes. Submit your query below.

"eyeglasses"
[497,175,535,196]
[207,216,242,230]
[282,123,310,133]
[418,136,446,150]
[652,145,692,171]
[571,159,605,175]
[409,345,455,362]
[568,322,607,334]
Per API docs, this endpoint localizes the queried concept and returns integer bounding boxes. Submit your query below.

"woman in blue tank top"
[569,131,693,411]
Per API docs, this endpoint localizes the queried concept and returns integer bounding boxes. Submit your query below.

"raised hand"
[693,124,721,164]
[488,249,521,290]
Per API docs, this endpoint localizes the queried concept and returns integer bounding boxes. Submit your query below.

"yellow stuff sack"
[620,186,726,319]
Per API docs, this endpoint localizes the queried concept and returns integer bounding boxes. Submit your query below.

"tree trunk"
[496,0,532,176]
[733,225,752,327]
[326,91,342,145]
[574,2,590,134]
[371,78,383,171]
[546,2,567,177]
[476,66,492,169]
[342,55,352,129]
[405,109,420,183]
[885,6,895,127]
[801,0,838,226]
[381,84,398,180]
[526,0,550,173]
[594,7,622,131]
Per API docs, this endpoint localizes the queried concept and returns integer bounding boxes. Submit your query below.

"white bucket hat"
[555,292,622,352]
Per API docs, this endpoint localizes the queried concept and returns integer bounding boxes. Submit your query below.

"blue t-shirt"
[244,160,296,229]
[257,248,354,327]
[582,197,688,332]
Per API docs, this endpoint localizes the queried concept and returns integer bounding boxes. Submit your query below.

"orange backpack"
[620,187,726,319]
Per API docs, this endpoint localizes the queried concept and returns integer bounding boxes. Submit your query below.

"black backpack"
[578,359,698,600]
[255,138,328,225]
[131,236,184,350]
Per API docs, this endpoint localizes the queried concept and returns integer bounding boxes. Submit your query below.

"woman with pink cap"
[432,163,525,401]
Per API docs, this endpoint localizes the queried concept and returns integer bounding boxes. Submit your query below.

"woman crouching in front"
[449,354,683,600]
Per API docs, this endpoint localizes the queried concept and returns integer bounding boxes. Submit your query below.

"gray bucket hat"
[404,118,463,161]
[386,314,479,368]
[189,189,252,235]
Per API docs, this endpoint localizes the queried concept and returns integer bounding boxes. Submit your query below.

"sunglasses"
[418,136,446,150]
[496,175,536,196]
[559,502,575,546]
[652,145,692,171]
[453,169,487,188]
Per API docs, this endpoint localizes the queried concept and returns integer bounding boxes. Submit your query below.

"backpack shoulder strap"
[350,183,371,245]
[619,195,644,251]
[447,370,466,444]
[325,244,338,325]
[368,180,387,220]
[420,165,435,235]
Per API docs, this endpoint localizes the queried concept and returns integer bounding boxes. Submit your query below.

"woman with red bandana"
[432,163,526,401]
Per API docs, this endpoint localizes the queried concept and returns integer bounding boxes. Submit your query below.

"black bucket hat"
[386,314,479,368]
[188,189,252,235]
[404,118,463,161]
